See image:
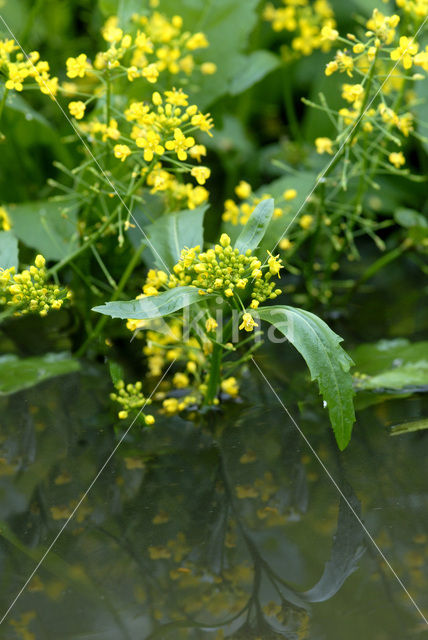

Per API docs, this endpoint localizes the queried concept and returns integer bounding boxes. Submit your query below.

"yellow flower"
[325,60,338,76]
[114,144,132,162]
[0,206,12,231]
[205,317,218,332]
[267,252,283,275]
[186,32,209,50]
[165,88,188,106]
[341,83,364,103]
[239,312,258,332]
[127,66,140,81]
[5,63,28,91]
[221,377,239,397]
[235,181,252,199]
[300,214,313,230]
[201,62,217,74]
[279,238,293,250]
[388,151,405,168]
[68,100,86,119]
[283,188,297,201]
[315,137,333,154]
[136,130,165,162]
[165,128,195,161]
[172,372,189,388]
[321,25,339,42]
[188,145,206,162]
[190,166,211,185]
[66,54,90,78]
[414,47,428,72]
[142,63,159,83]
[390,36,418,70]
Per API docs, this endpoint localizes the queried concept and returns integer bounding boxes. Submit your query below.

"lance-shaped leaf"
[146,205,207,270]
[93,286,213,320]
[235,198,274,254]
[258,306,355,450]
[0,231,18,270]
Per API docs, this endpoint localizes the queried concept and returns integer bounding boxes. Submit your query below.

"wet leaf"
[0,353,80,395]
[352,339,428,391]
[146,205,207,270]
[7,199,79,261]
[235,198,274,254]
[0,230,18,270]
[258,306,355,450]
[93,286,214,320]
[229,50,280,95]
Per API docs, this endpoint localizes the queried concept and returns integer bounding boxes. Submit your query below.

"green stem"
[75,241,146,357]
[0,86,9,123]
[204,342,223,406]
[46,208,118,277]
[282,66,301,142]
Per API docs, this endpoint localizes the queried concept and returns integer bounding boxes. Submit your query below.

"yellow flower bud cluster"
[263,0,337,59]
[0,40,58,98]
[170,234,283,305]
[110,379,155,424]
[0,255,71,317]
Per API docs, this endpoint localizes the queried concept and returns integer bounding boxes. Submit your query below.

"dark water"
[1,261,428,639]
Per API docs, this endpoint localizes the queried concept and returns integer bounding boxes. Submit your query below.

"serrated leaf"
[229,50,280,95]
[0,353,80,395]
[0,231,18,270]
[258,306,355,450]
[235,198,274,254]
[7,200,79,261]
[146,205,207,270]
[93,286,213,320]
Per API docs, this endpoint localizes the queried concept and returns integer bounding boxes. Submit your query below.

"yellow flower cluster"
[222,182,297,226]
[171,233,282,308]
[110,379,155,424]
[318,7,428,162]
[78,87,213,206]
[95,12,216,78]
[0,39,58,97]
[263,0,337,59]
[0,255,71,316]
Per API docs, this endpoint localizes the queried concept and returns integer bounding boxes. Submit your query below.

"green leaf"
[390,418,428,436]
[0,231,18,270]
[109,360,125,386]
[153,0,260,109]
[7,199,79,261]
[146,205,207,270]
[0,353,80,395]
[93,286,213,320]
[235,198,274,254]
[258,306,355,450]
[229,50,280,96]
[352,339,428,392]
[394,208,427,229]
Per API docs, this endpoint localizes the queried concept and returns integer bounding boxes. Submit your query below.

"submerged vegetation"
[0,0,427,452]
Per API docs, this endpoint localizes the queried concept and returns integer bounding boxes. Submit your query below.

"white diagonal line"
[0,359,176,626]
[251,356,428,627]
[265,17,427,262]
[0,14,171,275]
